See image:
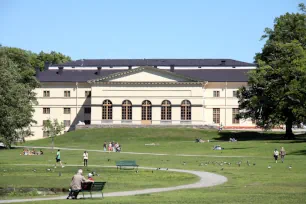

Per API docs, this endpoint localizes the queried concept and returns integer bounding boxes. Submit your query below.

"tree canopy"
[238,4,306,138]
[0,45,71,147]
[0,51,37,147]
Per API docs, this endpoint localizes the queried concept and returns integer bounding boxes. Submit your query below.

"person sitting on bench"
[67,169,94,199]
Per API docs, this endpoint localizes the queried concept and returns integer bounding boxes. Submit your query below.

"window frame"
[213,108,220,124]
[122,100,132,120]
[102,100,113,120]
[64,108,71,114]
[141,100,152,121]
[43,108,50,114]
[232,108,240,124]
[64,91,71,97]
[85,91,91,97]
[64,120,71,127]
[43,90,50,97]
[161,100,172,120]
[84,107,91,114]
[213,91,220,97]
[181,100,191,121]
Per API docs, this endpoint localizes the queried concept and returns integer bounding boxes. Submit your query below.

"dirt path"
[15,145,252,158]
[0,165,227,203]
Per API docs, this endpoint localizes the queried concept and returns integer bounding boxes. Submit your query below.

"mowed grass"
[0,128,306,203]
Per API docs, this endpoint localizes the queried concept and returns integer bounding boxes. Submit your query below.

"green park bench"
[78,181,107,199]
[116,160,139,170]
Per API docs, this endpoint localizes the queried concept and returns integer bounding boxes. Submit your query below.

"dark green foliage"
[0,46,71,147]
[0,51,37,148]
[238,4,306,138]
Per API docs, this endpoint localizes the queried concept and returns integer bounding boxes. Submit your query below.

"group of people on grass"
[273,147,286,163]
[67,168,94,199]
[104,141,121,152]
[20,148,43,156]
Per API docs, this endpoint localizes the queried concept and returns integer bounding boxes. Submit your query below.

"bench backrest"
[91,182,106,191]
[116,160,137,166]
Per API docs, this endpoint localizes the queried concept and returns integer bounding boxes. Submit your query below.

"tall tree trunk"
[51,136,54,153]
[285,119,295,139]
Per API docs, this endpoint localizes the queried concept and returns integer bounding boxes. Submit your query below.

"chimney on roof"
[97,67,102,75]
[170,65,174,72]
[57,67,64,75]
[221,60,226,66]
[35,67,40,77]
[44,62,49,71]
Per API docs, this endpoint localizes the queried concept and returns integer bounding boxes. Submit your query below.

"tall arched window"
[161,100,171,120]
[141,100,152,124]
[181,100,191,120]
[122,100,132,120]
[102,100,112,120]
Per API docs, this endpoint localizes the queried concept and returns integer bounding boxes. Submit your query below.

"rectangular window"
[43,131,49,137]
[64,91,70,97]
[232,108,240,124]
[64,108,71,114]
[84,120,91,125]
[84,107,91,114]
[43,120,48,126]
[233,91,238,97]
[213,108,220,124]
[43,108,50,114]
[64,120,71,127]
[213,91,220,97]
[85,91,91,97]
[43,91,50,97]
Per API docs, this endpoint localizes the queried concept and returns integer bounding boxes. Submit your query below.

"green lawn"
[0,128,306,203]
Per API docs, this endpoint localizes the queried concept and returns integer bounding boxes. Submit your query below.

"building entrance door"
[141,100,152,125]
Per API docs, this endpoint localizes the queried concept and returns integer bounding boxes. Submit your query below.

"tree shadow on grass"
[215,131,306,142]
[288,150,306,155]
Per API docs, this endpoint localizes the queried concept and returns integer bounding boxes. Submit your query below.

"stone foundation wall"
[76,124,218,130]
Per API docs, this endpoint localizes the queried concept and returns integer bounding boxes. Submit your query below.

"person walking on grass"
[83,151,88,167]
[273,149,279,163]
[280,147,286,163]
[55,149,64,168]
[103,141,107,152]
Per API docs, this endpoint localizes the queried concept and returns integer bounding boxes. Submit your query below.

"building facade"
[30,59,256,140]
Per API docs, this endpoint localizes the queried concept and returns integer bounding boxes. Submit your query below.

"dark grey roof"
[36,69,251,82]
[53,59,255,67]
[174,69,251,82]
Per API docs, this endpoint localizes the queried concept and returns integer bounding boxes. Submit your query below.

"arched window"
[181,100,191,120]
[102,100,112,120]
[161,100,171,120]
[122,100,132,120]
[141,100,152,123]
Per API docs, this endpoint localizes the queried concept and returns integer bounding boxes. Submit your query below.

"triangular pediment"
[88,66,200,83]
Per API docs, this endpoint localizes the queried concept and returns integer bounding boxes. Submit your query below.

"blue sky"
[0,0,302,62]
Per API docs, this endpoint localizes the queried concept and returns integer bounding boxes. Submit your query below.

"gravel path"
[0,165,227,203]
[15,145,250,158]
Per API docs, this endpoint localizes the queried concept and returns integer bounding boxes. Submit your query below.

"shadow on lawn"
[288,150,306,155]
[215,131,306,142]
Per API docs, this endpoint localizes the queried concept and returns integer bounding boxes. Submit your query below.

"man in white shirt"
[273,149,279,163]
[83,151,88,167]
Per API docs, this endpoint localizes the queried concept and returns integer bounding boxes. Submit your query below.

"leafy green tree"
[0,51,37,148]
[42,119,65,151]
[0,46,72,88]
[238,4,306,138]
[35,51,71,70]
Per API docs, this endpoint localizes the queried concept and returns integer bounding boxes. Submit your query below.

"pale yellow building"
[30,59,256,140]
